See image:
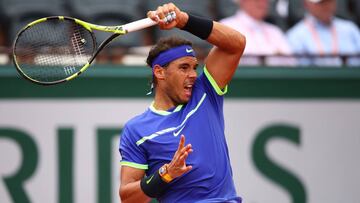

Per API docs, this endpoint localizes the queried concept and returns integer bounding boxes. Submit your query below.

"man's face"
[162,56,198,104]
[240,0,269,20]
[306,0,336,24]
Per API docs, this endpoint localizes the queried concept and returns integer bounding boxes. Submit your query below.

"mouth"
[184,84,193,97]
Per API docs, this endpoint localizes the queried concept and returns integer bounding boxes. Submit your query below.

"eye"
[193,64,199,71]
[179,65,188,71]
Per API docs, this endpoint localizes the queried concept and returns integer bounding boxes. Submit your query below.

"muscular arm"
[149,4,246,88]
[205,22,246,88]
[119,166,151,203]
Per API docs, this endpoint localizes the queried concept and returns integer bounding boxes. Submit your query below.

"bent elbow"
[226,31,246,55]
[236,33,246,55]
[119,186,126,202]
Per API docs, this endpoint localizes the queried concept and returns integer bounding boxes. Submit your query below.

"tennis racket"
[12,12,176,85]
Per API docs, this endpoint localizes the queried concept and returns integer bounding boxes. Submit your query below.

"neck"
[153,90,177,111]
[309,13,333,26]
[320,18,332,26]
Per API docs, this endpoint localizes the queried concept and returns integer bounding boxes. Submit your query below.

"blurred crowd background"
[0,0,360,67]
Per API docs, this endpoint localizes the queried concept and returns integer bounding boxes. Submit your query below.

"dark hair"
[146,36,193,68]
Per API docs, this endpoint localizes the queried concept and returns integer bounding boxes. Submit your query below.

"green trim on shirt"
[149,101,183,116]
[137,93,207,146]
[120,161,148,170]
[203,66,228,95]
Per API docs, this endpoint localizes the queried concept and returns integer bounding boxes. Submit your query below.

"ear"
[153,65,166,80]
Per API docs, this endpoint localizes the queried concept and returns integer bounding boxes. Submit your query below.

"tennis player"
[119,3,246,202]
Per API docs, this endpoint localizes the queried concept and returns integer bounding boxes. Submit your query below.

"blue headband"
[151,45,196,68]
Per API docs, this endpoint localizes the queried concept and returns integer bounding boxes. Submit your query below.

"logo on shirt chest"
[136,93,207,146]
[173,124,186,137]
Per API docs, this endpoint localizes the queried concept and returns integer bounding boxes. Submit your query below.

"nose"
[188,69,197,78]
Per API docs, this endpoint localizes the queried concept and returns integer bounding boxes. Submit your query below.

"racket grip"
[124,18,157,33]
[124,11,176,33]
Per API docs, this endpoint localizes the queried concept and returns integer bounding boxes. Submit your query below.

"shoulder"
[286,20,306,38]
[263,21,283,33]
[263,22,287,37]
[334,17,360,31]
[122,110,150,135]
[195,67,227,97]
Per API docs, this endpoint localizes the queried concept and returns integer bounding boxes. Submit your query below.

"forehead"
[170,56,198,66]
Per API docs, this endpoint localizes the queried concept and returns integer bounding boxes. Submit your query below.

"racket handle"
[123,11,176,33]
[124,18,157,33]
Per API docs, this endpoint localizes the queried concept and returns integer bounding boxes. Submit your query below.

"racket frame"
[13,15,160,85]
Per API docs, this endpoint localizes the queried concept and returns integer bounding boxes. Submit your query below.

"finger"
[158,22,174,30]
[170,135,186,164]
[178,147,193,163]
[162,4,176,23]
[183,165,192,173]
[161,4,171,17]
[172,144,191,167]
[166,3,178,18]
[176,134,185,152]
[147,11,154,18]
[157,12,177,29]
[159,13,175,26]
[147,11,159,22]
[179,144,192,154]
[164,19,177,28]
[174,136,187,160]
[177,146,193,165]
[156,6,166,21]
[167,3,181,23]
[175,144,192,161]
[178,152,188,164]
[167,2,177,11]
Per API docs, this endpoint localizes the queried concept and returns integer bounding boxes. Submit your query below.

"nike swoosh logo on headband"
[186,48,193,53]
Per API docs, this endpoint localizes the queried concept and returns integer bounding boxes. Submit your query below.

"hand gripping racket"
[12,12,176,85]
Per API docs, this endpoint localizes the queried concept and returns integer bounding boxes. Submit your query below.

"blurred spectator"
[220,0,295,66]
[354,0,360,27]
[286,0,360,67]
[0,14,6,47]
[0,26,5,47]
[347,0,360,27]
[0,23,9,65]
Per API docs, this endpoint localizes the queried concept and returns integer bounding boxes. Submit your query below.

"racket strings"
[71,28,88,60]
[14,19,95,83]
